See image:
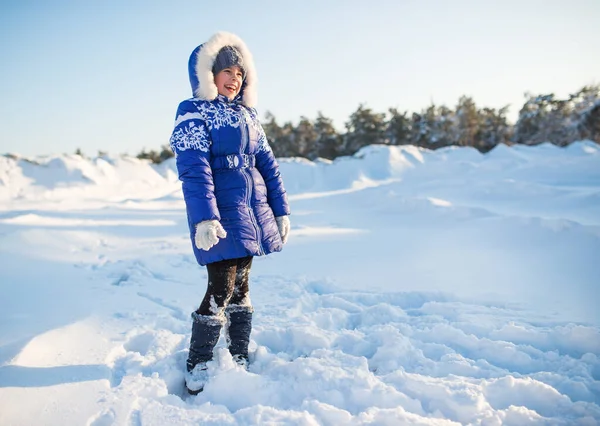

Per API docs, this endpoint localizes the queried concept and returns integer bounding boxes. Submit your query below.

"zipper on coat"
[238,107,265,255]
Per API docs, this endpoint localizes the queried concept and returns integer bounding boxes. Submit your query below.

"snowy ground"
[0,142,599,425]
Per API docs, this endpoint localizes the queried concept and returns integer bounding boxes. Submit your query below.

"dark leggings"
[196,256,253,316]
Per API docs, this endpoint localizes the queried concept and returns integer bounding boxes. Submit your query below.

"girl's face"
[214,66,244,100]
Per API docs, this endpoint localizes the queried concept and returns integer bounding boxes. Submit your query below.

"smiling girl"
[169,32,291,395]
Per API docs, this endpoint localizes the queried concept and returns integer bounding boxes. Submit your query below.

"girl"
[169,31,291,394]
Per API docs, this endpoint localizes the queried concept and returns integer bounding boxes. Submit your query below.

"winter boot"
[225,305,253,369]
[185,312,223,394]
[186,362,209,396]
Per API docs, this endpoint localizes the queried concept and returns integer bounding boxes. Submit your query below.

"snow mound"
[0,154,178,202]
[0,141,599,424]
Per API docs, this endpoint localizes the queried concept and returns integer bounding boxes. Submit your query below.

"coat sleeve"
[253,116,291,217]
[170,100,220,225]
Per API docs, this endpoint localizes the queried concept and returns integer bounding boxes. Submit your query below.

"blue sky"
[1,0,598,157]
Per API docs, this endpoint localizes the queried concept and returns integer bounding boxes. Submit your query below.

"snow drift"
[0,141,599,425]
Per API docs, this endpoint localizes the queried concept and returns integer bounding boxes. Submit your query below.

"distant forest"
[136,85,600,163]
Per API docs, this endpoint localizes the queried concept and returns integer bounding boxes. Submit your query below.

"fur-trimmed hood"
[188,32,257,107]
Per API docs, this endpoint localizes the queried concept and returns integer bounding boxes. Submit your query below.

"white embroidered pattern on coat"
[170,121,210,152]
[170,99,274,154]
[195,100,241,130]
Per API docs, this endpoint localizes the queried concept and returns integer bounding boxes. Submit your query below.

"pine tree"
[477,106,512,152]
[343,104,387,155]
[578,101,600,143]
[137,148,160,163]
[293,117,318,159]
[314,112,342,159]
[386,108,411,146]
[409,112,430,148]
[262,111,289,158]
[571,85,600,143]
[409,105,448,149]
[262,111,280,151]
[512,89,599,147]
[454,96,480,148]
[513,93,556,146]
[431,105,454,149]
[278,122,297,157]
[158,144,175,162]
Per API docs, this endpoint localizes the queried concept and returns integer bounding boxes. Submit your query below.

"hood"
[188,31,257,108]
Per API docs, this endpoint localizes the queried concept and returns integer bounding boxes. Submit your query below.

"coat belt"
[211,153,256,170]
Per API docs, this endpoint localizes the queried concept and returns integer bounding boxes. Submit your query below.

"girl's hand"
[195,220,227,251]
[275,216,290,244]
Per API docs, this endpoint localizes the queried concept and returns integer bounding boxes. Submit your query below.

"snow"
[1,141,599,425]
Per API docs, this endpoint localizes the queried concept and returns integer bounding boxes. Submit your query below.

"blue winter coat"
[170,34,290,266]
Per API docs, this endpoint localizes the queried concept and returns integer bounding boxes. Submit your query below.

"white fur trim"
[194,31,258,108]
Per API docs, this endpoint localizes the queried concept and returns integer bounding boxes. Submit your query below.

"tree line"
[133,85,599,163]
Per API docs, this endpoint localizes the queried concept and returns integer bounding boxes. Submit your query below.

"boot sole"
[186,384,204,395]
